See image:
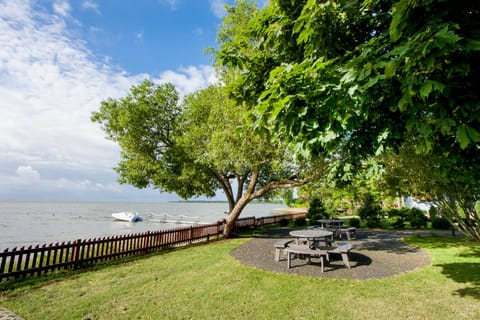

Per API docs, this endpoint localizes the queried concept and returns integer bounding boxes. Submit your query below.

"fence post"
[217,220,223,239]
[72,239,82,269]
[189,226,193,244]
[0,248,7,281]
[144,231,151,253]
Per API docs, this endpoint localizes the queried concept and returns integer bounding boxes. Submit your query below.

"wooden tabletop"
[289,229,333,239]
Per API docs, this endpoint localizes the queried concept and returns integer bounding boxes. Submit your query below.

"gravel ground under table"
[230,228,438,279]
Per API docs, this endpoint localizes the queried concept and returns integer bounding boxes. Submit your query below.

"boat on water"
[112,212,143,222]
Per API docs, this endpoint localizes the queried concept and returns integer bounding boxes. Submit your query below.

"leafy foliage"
[349,217,360,228]
[408,208,428,229]
[92,81,319,237]
[431,217,451,230]
[380,142,480,239]
[387,208,408,220]
[357,194,383,228]
[387,208,408,229]
[293,216,307,227]
[307,197,329,222]
[216,0,480,240]
[388,216,405,229]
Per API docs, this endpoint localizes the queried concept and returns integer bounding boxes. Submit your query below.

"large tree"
[92,81,323,237]
[217,0,480,239]
[380,141,480,239]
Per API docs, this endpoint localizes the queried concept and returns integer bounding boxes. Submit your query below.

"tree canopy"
[218,0,479,159]
[217,0,480,239]
[92,81,322,237]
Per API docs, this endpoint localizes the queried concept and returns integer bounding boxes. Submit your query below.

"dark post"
[451,225,456,236]
[144,231,151,253]
[72,239,82,269]
[190,226,193,244]
[0,248,8,281]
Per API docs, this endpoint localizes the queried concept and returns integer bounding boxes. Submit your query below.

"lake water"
[0,201,284,251]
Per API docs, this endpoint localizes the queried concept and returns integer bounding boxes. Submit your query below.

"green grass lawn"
[0,235,479,319]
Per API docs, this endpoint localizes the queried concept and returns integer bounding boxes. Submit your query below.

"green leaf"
[347,84,358,96]
[434,25,462,46]
[389,0,409,41]
[456,125,480,149]
[340,69,356,84]
[385,61,398,78]
[419,80,445,99]
[271,97,289,119]
[437,118,456,135]
[398,93,410,112]
[319,129,337,144]
[464,39,480,51]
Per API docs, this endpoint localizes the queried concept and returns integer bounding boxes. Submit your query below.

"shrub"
[349,217,360,228]
[388,215,405,229]
[357,194,383,227]
[387,208,408,220]
[408,208,428,229]
[307,197,329,223]
[279,218,290,227]
[366,216,382,228]
[429,205,438,220]
[293,217,306,227]
[431,217,451,230]
[293,197,307,207]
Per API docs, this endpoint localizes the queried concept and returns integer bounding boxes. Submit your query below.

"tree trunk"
[223,197,250,238]
[437,198,480,241]
[219,170,308,238]
[223,218,236,239]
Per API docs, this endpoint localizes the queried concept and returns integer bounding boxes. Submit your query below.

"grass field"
[0,235,479,319]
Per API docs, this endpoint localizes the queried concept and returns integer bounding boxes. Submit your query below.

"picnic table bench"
[327,242,353,269]
[337,227,357,240]
[284,244,330,272]
[273,239,294,261]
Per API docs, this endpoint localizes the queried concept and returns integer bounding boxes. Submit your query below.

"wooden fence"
[0,212,305,282]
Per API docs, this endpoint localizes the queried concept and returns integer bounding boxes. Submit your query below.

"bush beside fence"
[0,212,305,282]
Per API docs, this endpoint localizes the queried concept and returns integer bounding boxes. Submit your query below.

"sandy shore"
[271,207,308,214]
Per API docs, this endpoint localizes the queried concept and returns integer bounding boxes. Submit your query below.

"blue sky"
[0,0,260,202]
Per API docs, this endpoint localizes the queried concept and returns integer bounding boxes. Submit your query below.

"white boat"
[112,211,142,222]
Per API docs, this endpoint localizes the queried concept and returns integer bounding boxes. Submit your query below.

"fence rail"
[0,212,305,282]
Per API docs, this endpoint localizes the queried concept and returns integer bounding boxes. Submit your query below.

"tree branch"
[249,177,309,201]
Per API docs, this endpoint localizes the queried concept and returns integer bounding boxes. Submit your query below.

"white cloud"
[157,65,217,96]
[53,0,71,17]
[135,31,144,43]
[193,27,204,36]
[82,0,101,15]
[159,0,179,10]
[210,0,226,18]
[16,166,41,184]
[0,0,216,200]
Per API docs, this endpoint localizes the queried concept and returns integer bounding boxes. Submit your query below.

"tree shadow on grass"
[457,246,480,258]
[439,262,480,300]
[253,227,294,238]
[343,251,372,268]
[354,239,423,255]
[406,234,472,249]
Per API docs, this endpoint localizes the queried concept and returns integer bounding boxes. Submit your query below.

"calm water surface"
[0,201,283,250]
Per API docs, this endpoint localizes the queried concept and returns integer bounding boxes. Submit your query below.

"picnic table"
[289,229,333,246]
[316,219,344,230]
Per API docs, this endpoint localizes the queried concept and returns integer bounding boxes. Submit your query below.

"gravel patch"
[0,306,24,320]
[230,228,434,279]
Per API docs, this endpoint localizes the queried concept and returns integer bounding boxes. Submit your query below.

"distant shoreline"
[272,207,308,214]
